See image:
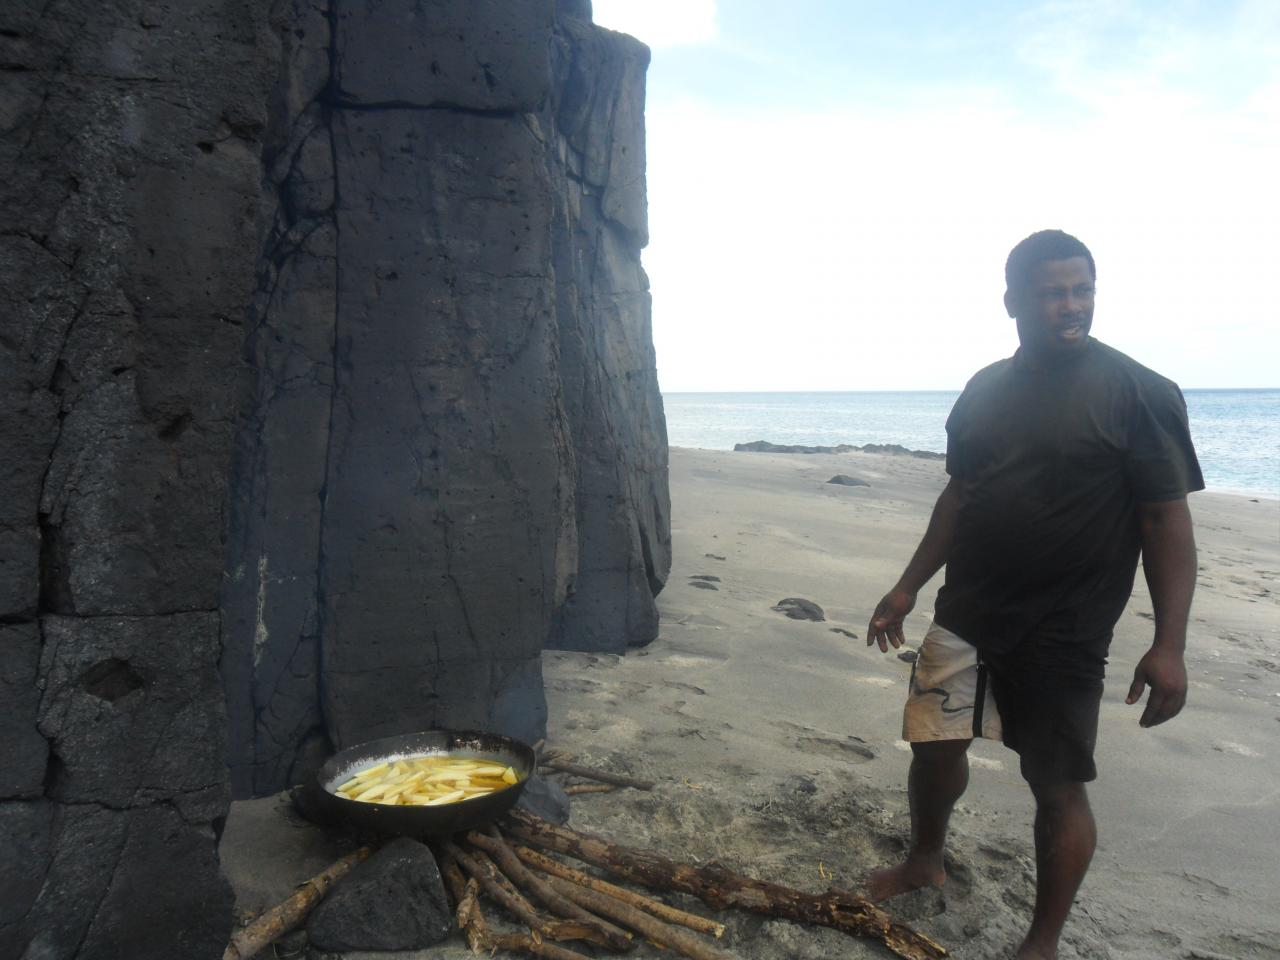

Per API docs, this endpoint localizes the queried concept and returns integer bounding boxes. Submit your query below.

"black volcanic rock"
[860,443,946,461]
[334,0,554,111]
[221,2,669,793]
[827,474,870,487]
[0,0,275,955]
[545,17,670,653]
[306,838,452,952]
[773,598,826,621]
[735,440,857,454]
[37,615,229,816]
[0,625,47,798]
[735,439,944,460]
[4,2,671,954]
[517,774,572,824]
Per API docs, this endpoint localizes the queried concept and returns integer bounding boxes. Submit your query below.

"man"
[864,229,1202,960]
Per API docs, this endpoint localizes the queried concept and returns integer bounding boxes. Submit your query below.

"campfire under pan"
[314,729,535,837]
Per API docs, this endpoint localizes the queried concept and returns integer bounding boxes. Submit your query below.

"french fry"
[426,789,467,806]
[333,755,524,808]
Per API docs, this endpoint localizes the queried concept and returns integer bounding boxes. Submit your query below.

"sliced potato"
[334,754,523,806]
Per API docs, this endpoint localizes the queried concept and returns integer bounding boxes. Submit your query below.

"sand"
[221,446,1280,959]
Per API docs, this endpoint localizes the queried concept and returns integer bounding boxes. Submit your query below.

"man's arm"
[866,478,962,652]
[1126,496,1197,727]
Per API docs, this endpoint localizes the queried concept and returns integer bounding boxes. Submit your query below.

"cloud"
[591,0,718,49]
[643,86,1280,391]
[637,2,1280,391]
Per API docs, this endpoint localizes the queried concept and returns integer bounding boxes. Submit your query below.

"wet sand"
[222,446,1280,959]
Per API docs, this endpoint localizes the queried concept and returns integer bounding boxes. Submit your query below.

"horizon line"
[660,386,1280,395]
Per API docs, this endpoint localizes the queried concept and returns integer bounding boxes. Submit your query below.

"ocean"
[662,389,1280,499]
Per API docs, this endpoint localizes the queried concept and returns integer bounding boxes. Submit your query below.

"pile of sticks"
[443,810,948,960]
[225,744,948,960]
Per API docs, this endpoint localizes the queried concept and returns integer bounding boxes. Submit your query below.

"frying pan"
[313,729,535,837]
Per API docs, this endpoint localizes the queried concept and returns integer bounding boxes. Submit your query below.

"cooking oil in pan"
[333,756,522,807]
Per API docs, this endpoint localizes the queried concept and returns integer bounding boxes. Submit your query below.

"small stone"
[704,553,726,560]
[898,649,918,663]
[830,627,858,640]
[689,581,719,591]
[826,474,870,487]
[772,598,824,621]
[517,774,570,824]
[689,575,721,582]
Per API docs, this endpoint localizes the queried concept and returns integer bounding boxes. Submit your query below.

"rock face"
[2,0,669,954]
[219,0,669,799]
[0,1,276,956]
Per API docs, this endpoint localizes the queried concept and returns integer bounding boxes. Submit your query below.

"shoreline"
[668,444,1280,502]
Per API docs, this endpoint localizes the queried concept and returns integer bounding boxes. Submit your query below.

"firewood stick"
[444,840,546,931]
[466,829,633,951]
[509,842,727,939]
[543,875,742,960]
[503,811,948,960]
[565,783,617,796]
[223,847,371,960]
[442,863,488,953]
[442,855,591,960]
[445,840,611,949]
[471,845,616,949]
[540,758,654,790]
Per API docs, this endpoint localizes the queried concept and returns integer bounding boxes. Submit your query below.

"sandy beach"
[223,446,1280,959]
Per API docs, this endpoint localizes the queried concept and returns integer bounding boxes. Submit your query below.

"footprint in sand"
[1212,741,1262,758]
[662,680,707,695]
[796,735,876,763]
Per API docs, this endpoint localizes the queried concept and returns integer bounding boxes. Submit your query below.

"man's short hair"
[1005,230,1096,291]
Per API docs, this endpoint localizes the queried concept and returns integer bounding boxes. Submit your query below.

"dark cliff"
[0,0,668,956]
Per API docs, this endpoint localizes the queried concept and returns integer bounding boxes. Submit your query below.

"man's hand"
[866,588,916,652]
[1125,646,1188,727]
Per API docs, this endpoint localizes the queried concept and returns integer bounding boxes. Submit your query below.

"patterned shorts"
[902,622,1003,743]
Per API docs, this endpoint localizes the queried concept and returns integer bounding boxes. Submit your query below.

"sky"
[590,0,1280,391]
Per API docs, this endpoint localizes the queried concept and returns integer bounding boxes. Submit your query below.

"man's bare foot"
[863,859,946,901]
[1015,939,1057,959]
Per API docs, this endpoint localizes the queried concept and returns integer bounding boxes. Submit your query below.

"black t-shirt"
[933,338,1203,679]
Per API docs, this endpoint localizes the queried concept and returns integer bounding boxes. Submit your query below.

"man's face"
[1004,255,1096,356]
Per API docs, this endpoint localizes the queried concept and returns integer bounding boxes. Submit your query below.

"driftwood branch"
[509,841,726,939]
[465,829,633,951]
[564,783,617,796]
[541,875,742,960]
[540,757,654,790]
[223,847,371,960]
[441,856,590,960]
[504,811,948,960]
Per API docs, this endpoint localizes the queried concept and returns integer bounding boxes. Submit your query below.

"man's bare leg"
[1016,780,1096,960]
[866,738,971,900]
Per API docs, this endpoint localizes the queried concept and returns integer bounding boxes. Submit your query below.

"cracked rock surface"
[221,1,670,798]
[0,0,277,956]
[3,1,670,954]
